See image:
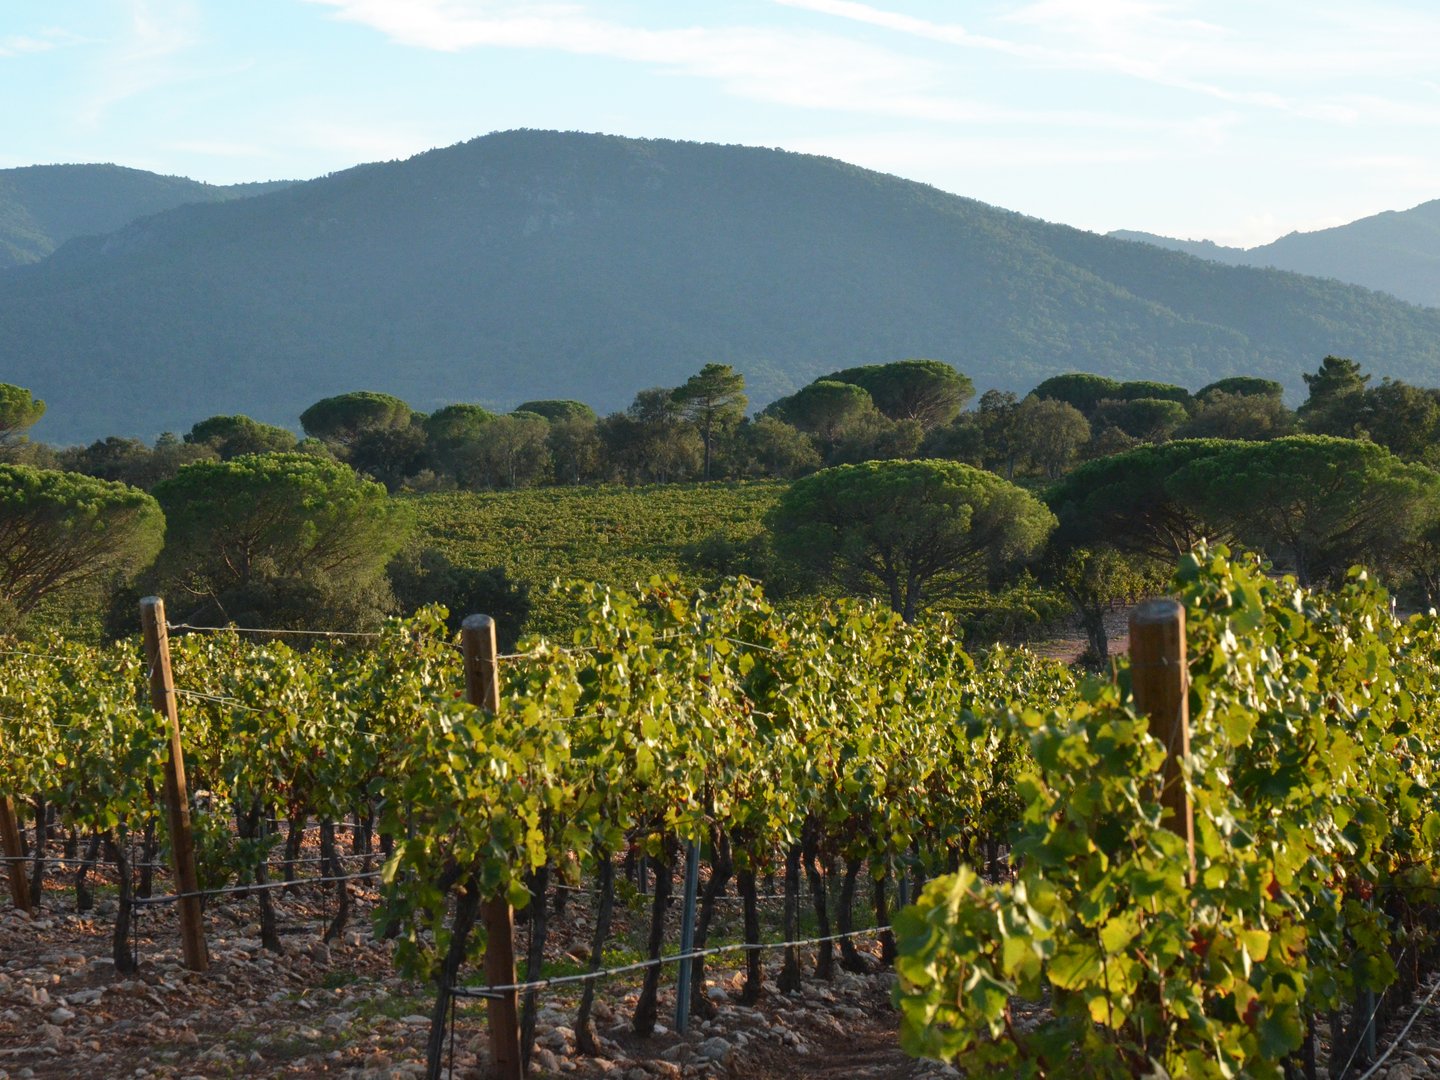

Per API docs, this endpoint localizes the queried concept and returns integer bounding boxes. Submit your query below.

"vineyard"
[410,482,783,636]
[4,550,1440,1078]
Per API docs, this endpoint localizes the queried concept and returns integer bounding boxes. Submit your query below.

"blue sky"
[5,0,1440,246]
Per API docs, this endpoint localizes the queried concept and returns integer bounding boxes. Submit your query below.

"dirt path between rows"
[729,972,926,1080]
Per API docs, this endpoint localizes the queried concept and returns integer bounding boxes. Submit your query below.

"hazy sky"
[6,0,1440,246]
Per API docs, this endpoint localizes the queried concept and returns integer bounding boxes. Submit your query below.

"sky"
[5,1,1440,247]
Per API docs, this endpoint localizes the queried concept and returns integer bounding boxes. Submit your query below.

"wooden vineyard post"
[139,597,209,972]
[0,796,32,913]
[1129,599,1196,879]
[673,838,701,1033]
[462,615,523,1080]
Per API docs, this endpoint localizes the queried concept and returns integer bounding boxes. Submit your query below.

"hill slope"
[1108,230,1250,266]
[0,164,293,270]
[8,131,1440,444]
[1111,200,1440,308]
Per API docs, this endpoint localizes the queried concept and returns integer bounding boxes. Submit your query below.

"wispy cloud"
[305,0,1158,131]
[790,131,1159,174]
[778,0,1440,125]
[78,0,205,125]
[0,28,85,58]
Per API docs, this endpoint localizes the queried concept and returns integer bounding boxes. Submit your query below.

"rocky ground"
[9,864,1440,1080]
[1029,606,1133,666]
[1311,991,1440,1080]
[11,610,1440,1080]
[0,869,946,1080]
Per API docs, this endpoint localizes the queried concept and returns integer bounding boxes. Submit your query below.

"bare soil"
[0,863,949,1080]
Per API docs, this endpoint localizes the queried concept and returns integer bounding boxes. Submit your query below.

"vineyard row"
[5,552,1440,1078]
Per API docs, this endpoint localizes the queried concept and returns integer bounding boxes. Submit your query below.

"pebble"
[696,1036,731,1064]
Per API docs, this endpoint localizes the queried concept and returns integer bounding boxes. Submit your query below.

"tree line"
[5,354,1440,656]
[9,355,1436,496]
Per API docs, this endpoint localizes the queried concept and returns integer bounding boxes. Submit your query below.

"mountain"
[1107,230,1250,265]
[1110,200,1440,308]
[0,164,294,270]
[8,130,1440,444]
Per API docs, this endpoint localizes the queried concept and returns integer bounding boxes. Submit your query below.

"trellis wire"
[451,924,889,1000]
[133,868,382,907]
[1353,974,1440,1080]
[167,623,383,639]
[0,850,375,870]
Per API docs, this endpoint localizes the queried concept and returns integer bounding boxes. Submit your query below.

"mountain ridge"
[7,130,1440,444]
[0,163,295,270]
[1109,199,1440,308]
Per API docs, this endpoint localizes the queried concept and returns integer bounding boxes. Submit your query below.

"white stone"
[697,1036,731,1063]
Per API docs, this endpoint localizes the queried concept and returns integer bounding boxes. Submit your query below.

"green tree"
[423,403,497,443]
[976,389,1022,478]
[460,412,551,489]
[1084,424,1140,460]
[741,415,821,479]
[1196,376,1284,401]
[673,363,748,480]
[349,424,431,491]
[1091,397,1189,442]
[547,417,604,485]
[767,459,1054,621]
[387,547,530,645]
[59,435,218,491]
[1045,440,1234,562]
[186,414,298,459]
[300,391,413,447]
[1044,545,1165,665]
[834,412,924,465]
[1169,435,1440,586]
[1398,519,1440,609]
[514,399,597,424]
[823,360,974,430]
[0,464,164,618]
[768,380,876,460]
[1031,373,1123,417]
[1299,355,1369,425]
[0,383,45,452]
[60,437,156,485]
[600,389,702,483]
[1316,378,1440,464]
[1176,391,1296,441]
[423,403,496,481]
[1013,396,1091,478]
[920,415,985,466]
[153,453,411,628]
[1115,380,1192,409]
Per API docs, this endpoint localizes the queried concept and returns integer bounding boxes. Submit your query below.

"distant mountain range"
[6,131,1440,445]
[0,164,293,270]
[1110,199,1440,309]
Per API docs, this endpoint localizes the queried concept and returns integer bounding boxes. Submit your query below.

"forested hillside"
[1112,197,1440,308]
[8,131,1440,443]
[0,163,291,270]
